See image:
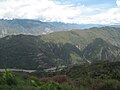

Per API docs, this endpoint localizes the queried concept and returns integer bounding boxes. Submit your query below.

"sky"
[0,0,120,24]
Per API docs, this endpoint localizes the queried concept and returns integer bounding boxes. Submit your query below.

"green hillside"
[0,34,83,69]
[0,26,120,69]
[82,38,120,62]
[41,27,120,49]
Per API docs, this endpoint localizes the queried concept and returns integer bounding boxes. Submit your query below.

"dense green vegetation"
[82,38,120,62]
[0,33,120,69]
[0,35,120,69]
[65,61,120,90]
[61,61,120,79]
[39,61,120,90]
[0,69,80,90]
[1,61,120,90]
[0,34,84,69]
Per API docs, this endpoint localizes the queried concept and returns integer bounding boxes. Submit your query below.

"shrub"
[40,81,61,90]
[2,69,17,86]
[52,75,72,84]
[91,79,120,90]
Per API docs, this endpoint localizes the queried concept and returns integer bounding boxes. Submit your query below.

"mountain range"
[0,19,106,38]
[0,26,120,69]
[0,19,56,37]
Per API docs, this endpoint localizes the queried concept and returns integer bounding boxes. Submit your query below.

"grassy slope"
[41,27,120,49]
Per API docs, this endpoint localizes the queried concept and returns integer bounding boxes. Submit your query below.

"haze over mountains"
[0,19,106,38]
[0,19,57,37]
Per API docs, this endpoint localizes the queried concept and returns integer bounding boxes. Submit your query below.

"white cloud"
[116,0,120,7]
[88,8,120,24]
[0,0,120,24]
[82,0,120,24]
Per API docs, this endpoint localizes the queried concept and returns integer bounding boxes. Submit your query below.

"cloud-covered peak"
[0,0,119,24]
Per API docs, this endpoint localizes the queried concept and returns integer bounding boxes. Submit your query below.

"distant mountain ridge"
[48,22,104,29]
[0,19,108,38]
[0,19,57,37]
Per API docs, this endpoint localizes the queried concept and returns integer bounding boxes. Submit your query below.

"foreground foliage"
[1,61,120,90]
